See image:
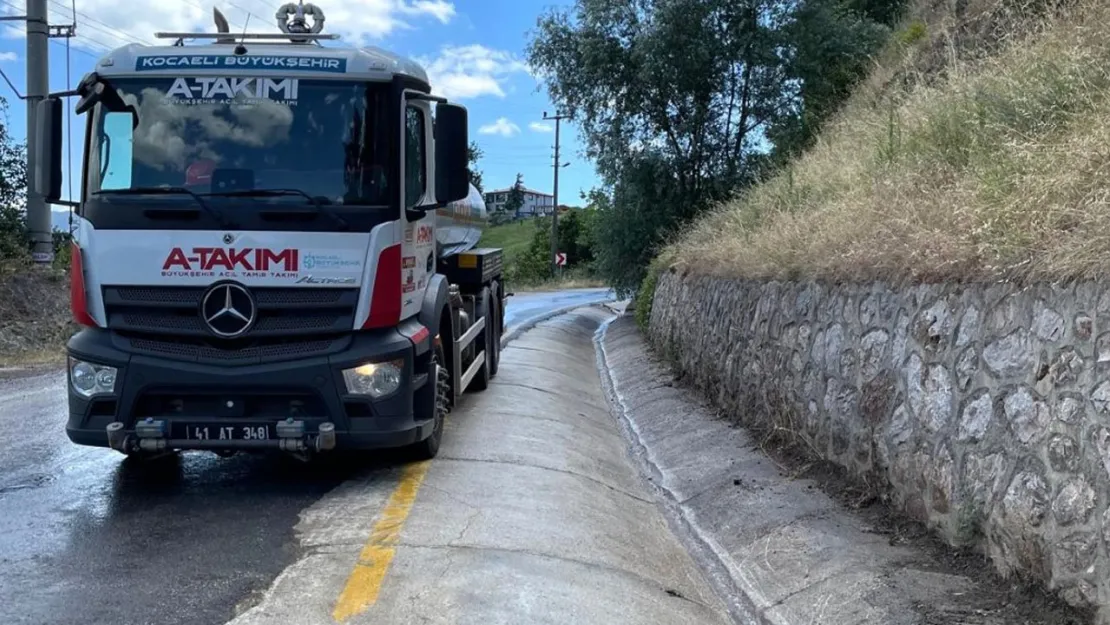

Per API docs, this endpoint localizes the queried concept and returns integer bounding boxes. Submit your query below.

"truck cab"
[33,2,504,461]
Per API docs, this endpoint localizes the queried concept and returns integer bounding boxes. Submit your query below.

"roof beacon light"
[277,1,325,44]
[157,1,335,44]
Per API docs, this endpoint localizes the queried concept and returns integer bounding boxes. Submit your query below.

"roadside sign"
[555,252,566,266]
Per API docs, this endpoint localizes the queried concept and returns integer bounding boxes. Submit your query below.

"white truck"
[33,1,504,460]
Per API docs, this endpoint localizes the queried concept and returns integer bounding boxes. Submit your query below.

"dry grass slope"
[0,266,72,366]
[670,0,1110,284]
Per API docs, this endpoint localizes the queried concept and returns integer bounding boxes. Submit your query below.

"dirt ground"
[0,269,72,368]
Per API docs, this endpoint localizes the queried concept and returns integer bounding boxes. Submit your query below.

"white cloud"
[2,0,455,51]
[421,44,529,100]
[478,117,520,137]
[529,122,552,133]
[398,0,454,24]
[0,51,15,62]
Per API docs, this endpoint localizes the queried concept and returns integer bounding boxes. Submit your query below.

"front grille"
[126,336,344,362]
[133,387,327,419]
[103,285,359,363]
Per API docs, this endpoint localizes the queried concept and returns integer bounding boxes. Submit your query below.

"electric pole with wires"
[22,0,73,263]
[25,0,52,264]
[542,110,569,277]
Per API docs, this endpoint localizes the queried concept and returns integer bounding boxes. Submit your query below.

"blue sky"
[0,0,599,229]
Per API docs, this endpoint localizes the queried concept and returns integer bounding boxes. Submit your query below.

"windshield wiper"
[204,189,350,231]
[94,186,233,228]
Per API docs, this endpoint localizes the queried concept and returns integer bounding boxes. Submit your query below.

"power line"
[0,23,96,56]
[0,1,99,58]
[0,62,22,98]
[45,0,150,47]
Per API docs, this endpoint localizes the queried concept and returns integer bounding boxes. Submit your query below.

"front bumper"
[65,326,432,453]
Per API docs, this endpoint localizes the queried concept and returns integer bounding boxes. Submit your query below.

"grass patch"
[479,217,608,289]
[669,0,1110,284]
[512,266,607,292]
[514,277,608,292]
[477,220,538,266]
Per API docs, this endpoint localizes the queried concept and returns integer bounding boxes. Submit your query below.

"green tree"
[527,0,790,295]
[489,173,524,226]
[0,95,73,269]
[766,0,904,164]
[466,141,484,193]
[504,173,525,217]
[0,96,29,263]
[527,0,905,296]
[488,173,524,226]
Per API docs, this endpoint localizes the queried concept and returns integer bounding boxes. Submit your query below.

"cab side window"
[404,105,426,208]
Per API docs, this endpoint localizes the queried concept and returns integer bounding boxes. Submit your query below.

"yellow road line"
[332,460,432,622]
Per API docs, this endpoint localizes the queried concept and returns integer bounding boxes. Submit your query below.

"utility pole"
[25,0,52,264]
[542,110,569,276]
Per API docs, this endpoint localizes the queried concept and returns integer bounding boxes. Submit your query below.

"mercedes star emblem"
[200,282,257,338]
[222,233,235,245]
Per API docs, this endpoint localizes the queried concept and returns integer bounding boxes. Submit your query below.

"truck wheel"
[467,288,492,392]
[410,342,450,461]
[488,283,501,378]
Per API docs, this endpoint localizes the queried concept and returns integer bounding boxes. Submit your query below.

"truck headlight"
[68,357,118,398]
[342,358,403,398]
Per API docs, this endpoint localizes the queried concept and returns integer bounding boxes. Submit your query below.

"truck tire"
[467,287,492,392]
[488,282,501,378]
[410,342,450,461]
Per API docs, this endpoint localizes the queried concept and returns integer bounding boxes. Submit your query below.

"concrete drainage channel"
[593,308,762,625]
[506,300,761,624]
[505,300,761,624]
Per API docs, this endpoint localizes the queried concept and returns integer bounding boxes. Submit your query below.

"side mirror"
[35,97,63,203]
[74,73,103,115]
[434,103,469,204]
[75,75,137,128]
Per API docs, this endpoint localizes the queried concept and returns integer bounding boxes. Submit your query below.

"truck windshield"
[86,77,393,206]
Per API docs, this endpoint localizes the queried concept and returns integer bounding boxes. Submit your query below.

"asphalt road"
[0,288,615,625]
[502,287,614,330]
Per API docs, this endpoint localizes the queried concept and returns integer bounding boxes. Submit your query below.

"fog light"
[69,357,118,398]
[342,359,403,398]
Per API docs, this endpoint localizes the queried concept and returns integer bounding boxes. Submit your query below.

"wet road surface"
[502,287,614,330]
[0,290,616,625]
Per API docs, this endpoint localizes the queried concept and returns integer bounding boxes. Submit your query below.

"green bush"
[635,254,670,333]
[0,203,28,262]
[897,19,927,46]
[508,210,601,286]
[0,204,72,271]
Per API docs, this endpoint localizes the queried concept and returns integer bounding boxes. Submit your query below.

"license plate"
[177,423,272,441]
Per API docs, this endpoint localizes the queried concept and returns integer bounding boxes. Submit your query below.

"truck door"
[400,96,434,319]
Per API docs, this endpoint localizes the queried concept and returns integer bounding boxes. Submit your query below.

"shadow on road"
[106,448,411,504]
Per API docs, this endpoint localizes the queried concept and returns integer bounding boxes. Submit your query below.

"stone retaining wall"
[647,270,1110,614]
